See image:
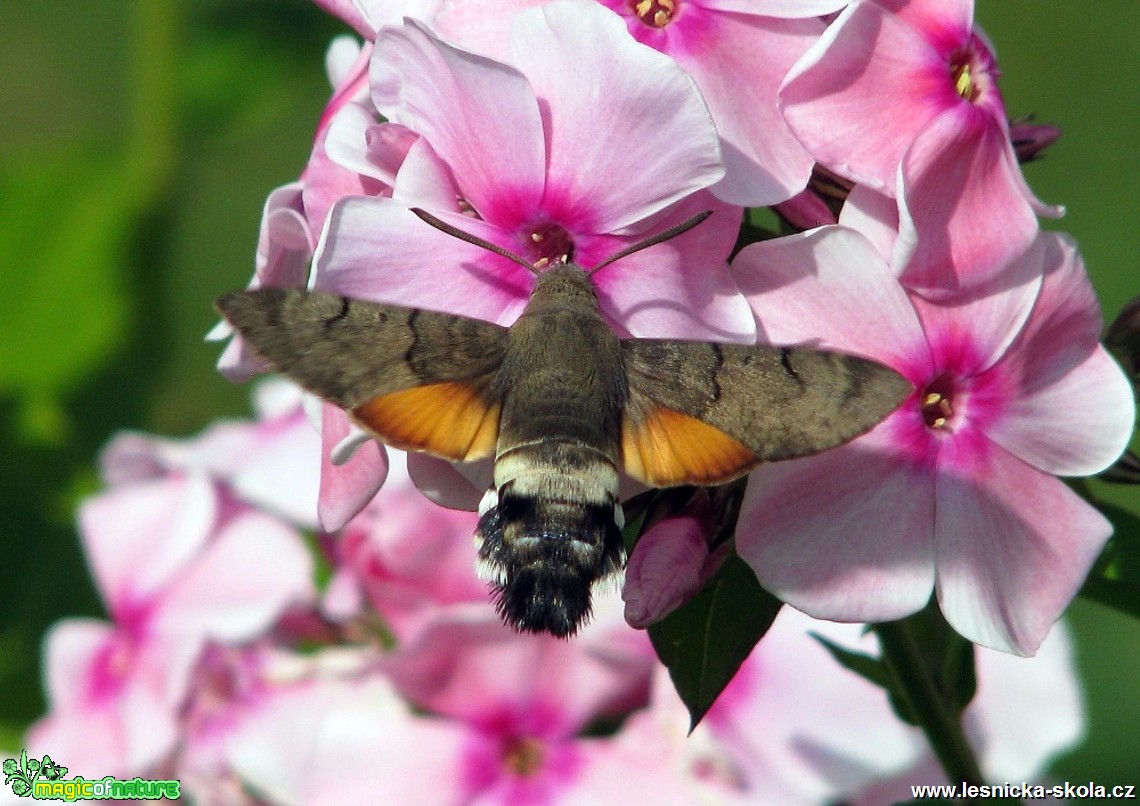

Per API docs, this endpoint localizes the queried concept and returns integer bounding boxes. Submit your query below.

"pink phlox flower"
[100,379,323,529]
[731,222,1134,654]
[322,450,488,640]
[220,657,465,806]
[314,3,752,343]
[26,473,314,777]
[428,0,847,207]
[779,0,1063,296]
[378,608,660,804]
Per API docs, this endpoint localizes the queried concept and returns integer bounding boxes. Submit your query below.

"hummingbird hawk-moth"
[216,210,910,637]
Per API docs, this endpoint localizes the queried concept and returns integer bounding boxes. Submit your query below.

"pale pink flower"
[322,451,488,640]
[26,474,314,777]
[222,660,465,806]
[101,379,323,528]
[377,611,692,804]
[632,609,1082,804]
[731,224,1133,654]
[428,0,847,207]
[209,607,667,805]
[779,0,1062,295]
[314,4,753,343]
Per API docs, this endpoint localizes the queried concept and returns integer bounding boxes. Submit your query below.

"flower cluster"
[21,382,1083,802]
[20,0,1134,799]
[216,0,1131,656]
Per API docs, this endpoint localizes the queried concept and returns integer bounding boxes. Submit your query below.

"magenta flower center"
[920,374,958,430]
[524,222,576,268]
[947,36,999,107]
[631,0,676,27]
[502,735,546,776]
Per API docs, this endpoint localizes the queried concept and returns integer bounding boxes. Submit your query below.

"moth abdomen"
[475,494,624,637]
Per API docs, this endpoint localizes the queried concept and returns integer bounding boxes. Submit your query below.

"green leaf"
[811,632,902,705]
[648,554,781,730]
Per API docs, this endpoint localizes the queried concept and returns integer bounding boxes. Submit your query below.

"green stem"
[873,619,986,787]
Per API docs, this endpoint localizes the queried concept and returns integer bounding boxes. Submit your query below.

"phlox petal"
[967,624,1084,779]
[79,474,217,620]
[30,620,201,777]
[152,511,313,642]
[673,11,819,206]
[701,0,848,14]
[383,612,644,731]
[321,102,402,186]
[594,195,753,341]
[733,226,929,375]
[372,19,546,224]
[909,232,1044,376]
[215,183,313,381]
[314,199,531,323]
[622,517,708,629]
[318,403,387,532]
[567,738,709,805]
[405,452,488,511]
[226,675,463,806]
[312,0,376,38]
[838,184,900,261]
[737,428,936,623]
[704,610,925,802]
[934,437,1112,655]
[510,1,724,230]
[779,1,949,191]
[990,347,1134,478]
[883,0,975,42]
[984,234,1134,475]
[389,136,464,210]
[895,108,1040,294]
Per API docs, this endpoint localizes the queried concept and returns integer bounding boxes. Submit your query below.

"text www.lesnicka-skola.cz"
[911,781,1136,800]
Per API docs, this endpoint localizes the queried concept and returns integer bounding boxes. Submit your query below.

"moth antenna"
[588,210,713,276]
[411,208,539,276]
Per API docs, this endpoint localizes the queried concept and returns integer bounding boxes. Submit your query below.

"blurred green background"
[1,0,1137,785]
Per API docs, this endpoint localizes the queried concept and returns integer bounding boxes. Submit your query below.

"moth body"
[477,266,628,635]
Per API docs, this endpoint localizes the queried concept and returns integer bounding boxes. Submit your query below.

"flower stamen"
[503,736,545,776]
[633,0,676,27]
[523,222,575,269]
[950,55,980,103]
[921,384,956,430]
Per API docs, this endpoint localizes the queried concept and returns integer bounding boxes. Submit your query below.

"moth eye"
[478,488,500,516]
[613,503,625,530]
